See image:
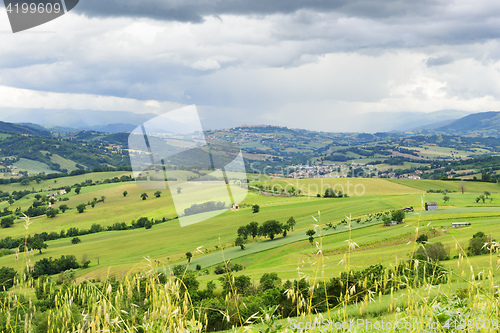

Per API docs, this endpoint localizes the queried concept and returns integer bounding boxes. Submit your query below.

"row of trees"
[0,216,173,252]
[235,218,297,249]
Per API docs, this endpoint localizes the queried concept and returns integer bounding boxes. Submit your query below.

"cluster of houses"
[46,189,67,198]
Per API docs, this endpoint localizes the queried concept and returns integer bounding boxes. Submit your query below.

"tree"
[235,236,246,250]
[282,224,289,237]
[76,204,87,213]
[252,204,260,213]
[8,197,14,205]
[246,222,259,239]
[101,196,106,203]
[75,187,81,195]
[81,254,91,268]
[416,234,428,244]
[237,226,249,240]
[306,229,316,245]
[324,188,337,198]
[154,191,162,198]
[482,173,491,182]
[34,194,42,201]
[72,237,81,244]
[177,187,182,194]
[186,252,193,263]
[415,242,449,262]
[46,208,58,218]
[468,231,491,256]
[391,210,405,223]
[0,266,16,290]
[64,186,72,194]
[59,204,69,213]
[1,216,15,228]
[287,217,296,231]
[32,238,48,254]
[479,194,486,203]
[123,191,128,197]
[443,195,450,203]
[458,182,466,194]
[141,193,148,200]
[260,272,281,291]
[260,220,282,240]
[90,223,103,233]
[144,219,153,229]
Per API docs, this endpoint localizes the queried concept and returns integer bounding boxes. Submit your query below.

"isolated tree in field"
[468,231,491,256]
[64,186,72,194]
[246,222,259,239]
[186,252,193,263]
[306,229,316,245]
[76,204,86,214]
[72,237,81,245]
[34,194,42,201]
[46,208,58,218]
[154,191,162,198]
[1,216,15,228]
[252,204,260,213]
[101,196,106,203]
[415,242,448,262]
[443,195,450,203]
[416,234,428,244]
[237,226,249,240]
[260,220,282,240]
[59,204,69,213]
[458,182,466,194]
[123,191,128,197]
[32,238,48,254]
[75,187,81,195]
[177,187,182,194]
[287,217,296,231]
[391,210,405,223]
[235,236,246,250]
[141,193,148,200]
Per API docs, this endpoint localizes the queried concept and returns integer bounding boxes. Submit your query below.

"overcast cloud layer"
[1,0,500,132]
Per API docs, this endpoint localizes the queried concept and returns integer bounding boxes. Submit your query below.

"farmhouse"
[387,220,404,226]
[425,202,439,211]
[452,222,470,228]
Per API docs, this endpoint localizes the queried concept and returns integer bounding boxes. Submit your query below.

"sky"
[1,0,500,132]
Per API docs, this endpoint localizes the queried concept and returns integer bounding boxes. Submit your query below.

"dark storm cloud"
[426,55,454,67]
[74,0,441,22]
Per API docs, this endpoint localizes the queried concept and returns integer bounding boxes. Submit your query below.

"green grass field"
[1,173,499,289]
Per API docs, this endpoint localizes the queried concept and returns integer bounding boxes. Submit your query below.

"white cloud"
[0,85,183,114]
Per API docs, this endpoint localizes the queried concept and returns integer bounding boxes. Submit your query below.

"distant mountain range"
[0,108,497,136]
[436,111,500,135]
[0,121,49,136]
[0,108,156,133]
